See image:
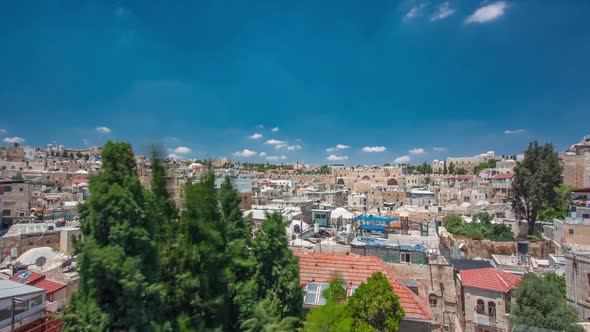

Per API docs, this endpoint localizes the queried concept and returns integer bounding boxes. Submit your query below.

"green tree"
[442,162,447,175]
[76,151,83,159]
[544,272,566,302]
[443,214,463,234]
[539,185,572,221]
[448,162,455,175]
[303,276,353,332]
[509,141,563,235]
[219,176,258,330]
[383,163,391,167]
[64,141,160,331]
[251,212,303,322]
[10,172,24,180]
[512,273,581,332]
[167,171,229,330]
[318,165,331,175]
[62,150,68,158]
[347,272,404,332]
[455,168,468,175]
[485,224,515,242]
[473,211,492,225]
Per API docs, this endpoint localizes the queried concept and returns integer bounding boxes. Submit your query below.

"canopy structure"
[354,215,398,223]
[359,225,387,232]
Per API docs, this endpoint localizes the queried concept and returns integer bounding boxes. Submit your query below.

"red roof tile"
[460,268,521,293]
[293,252,433,321]
[72,178,89,185]
[10,271,45,284]
[493,173,514,180]
[11,271,66,295]
[32,279,66,295]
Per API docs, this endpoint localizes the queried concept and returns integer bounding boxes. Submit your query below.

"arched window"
[337,178,345,185]
[428,294,437,308]
[476,299,485,315]
[488,301,496,320]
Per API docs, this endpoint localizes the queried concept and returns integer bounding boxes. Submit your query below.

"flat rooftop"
[0,280,44,299]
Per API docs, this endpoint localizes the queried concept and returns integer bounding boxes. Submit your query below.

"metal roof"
[0,280,44,299]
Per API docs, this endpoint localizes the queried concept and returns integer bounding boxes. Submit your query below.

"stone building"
[562,136,590,189]
[447,151,496,174]
[458,268,521,332]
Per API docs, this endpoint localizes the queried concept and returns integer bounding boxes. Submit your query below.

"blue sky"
[1,1,589,165]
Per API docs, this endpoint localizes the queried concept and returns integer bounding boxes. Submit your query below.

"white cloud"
[430,1,456,21]
[409,148,425,155]
[272,127,279,132]
[3,137,25,144]
[394,155,411,164]
[249,133,263,139]
[233,149,257,157]
[433,147,447,152]
[465,1,508,24]
[362,146,387,153]
[266,139,286,145]
[96,126,111,134]
[326,144,351,152]
[286,144,302,151]
[265,155,288,161]
[0,128,6,134]
[167,153,180,160]
[504,129,525,135]
[83,139,90,147]
[404,3,428,21]
[256,124,264,129]
[173,146,192,154]
[259,152,267,157]
[327,154,348,161]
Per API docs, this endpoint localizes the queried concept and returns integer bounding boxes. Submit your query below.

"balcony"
[473,313,496,326]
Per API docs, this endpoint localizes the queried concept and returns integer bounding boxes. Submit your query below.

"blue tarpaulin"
[359,225,387,231]
[354,215,398,223]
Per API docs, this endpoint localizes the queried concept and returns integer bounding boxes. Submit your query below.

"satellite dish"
[35,256,47,267]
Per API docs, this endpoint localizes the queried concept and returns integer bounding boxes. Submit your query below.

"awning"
[359,225,387,231]
[354,215,398,223]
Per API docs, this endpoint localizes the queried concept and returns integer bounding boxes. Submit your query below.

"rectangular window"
[0,306,11,322]
[349,286,358,296]
[400,252,411,263]
[29,295,43,308]
[304,282,329,305]
[13,299,27,316]
[569,229,575,235]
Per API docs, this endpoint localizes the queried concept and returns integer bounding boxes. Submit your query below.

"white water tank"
[346,223,352,233]
[314,223,319,233]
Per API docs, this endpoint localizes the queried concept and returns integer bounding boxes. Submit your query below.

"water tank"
[517,241,529,255]
[314,223,319,234]
[346,223,352,233]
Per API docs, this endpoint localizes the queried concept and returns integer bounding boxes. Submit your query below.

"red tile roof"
[72,178,89,185]
[460,268,521,293]
[10,271,45,284]
[11,271,66,295]
[293,251,433,321]
[33,279,67,295]
[493,173,514,180]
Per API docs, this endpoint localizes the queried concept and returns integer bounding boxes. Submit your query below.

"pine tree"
[219,177,258,330]
[168,171,229,330]
[64,141,160,331]
[251,212,303,320]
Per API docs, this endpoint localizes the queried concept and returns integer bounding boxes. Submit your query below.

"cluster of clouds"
[404,1,508,24]
[1,129,25,144]
[167,145,193,160]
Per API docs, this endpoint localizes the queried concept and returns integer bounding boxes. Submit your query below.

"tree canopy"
[511,273,581,332]
[509,141,563,235]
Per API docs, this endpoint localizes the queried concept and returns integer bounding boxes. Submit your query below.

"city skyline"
[1,1,589,164]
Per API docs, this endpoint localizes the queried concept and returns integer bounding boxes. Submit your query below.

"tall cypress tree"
[252,212,303,319]
[64,141,160,331]
[219,177,258,330]
[168,171,229,330]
